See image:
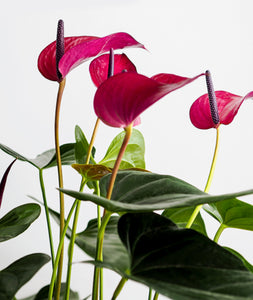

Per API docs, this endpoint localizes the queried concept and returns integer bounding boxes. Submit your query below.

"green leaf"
[0,253,50,300]
[225,247,253,273]
[72,164,112,181]
[73,216,129,274]
[162,206,207,236]
[60,171,253,213]
[99,129,145,169]
[19,283,79,300]
[0,142,76,169]
[75,125,96,164]
[204,198,253,231]
[41,143,76,169]
[117,212,253,300]
[0,204,41,242]
[0,143,38,168]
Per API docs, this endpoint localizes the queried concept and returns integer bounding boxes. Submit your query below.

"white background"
[1,0,253,299]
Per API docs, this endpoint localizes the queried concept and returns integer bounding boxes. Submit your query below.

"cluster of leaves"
[1,124,253,300]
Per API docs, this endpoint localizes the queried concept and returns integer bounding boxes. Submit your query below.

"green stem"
[64,179,87,300]
[54,78,66,299]
[92,124,133,300]
[48,199,78,300]
[86,118,100,165]
[39,169,55,269]
[92,212,112,300]
[153,292,159,300]
[64,201,81,300]
[148,289,153,300]
[95,181,103,300]
[111,277,128,300]
[186,126,220,228]
[213,223,227,243]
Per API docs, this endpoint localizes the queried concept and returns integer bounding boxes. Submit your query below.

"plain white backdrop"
[1,0,253,299]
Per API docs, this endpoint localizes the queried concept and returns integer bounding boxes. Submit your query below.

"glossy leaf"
[72,164,111,181]
[20,283,79,300]
[74,125,96,164]
[117,212,253,300]
[0,253,50,300]
[0,143,76,170]
[204,198,253,231]
[89,53,137,87]
[0,204,41,242]
[60,171,253,213]
[94,72,203,128]
[190,91,253,129]
[162,206,207,236]
[0,159,16,208]
[99,129,145,169]
[225,247,253,274]
[73,216,129,274]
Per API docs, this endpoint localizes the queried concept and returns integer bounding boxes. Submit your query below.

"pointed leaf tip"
[59,32,144,79]
[0,159,16,208]
[94,72,203,128]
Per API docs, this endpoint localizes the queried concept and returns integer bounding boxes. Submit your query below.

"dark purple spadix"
[107,48,114,78]
[205,70,220,126]
[56,19,65,81]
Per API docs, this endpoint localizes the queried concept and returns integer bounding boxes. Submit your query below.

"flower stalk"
[39,169,55,269]
[186,71,220,229]
[54,78,66,300]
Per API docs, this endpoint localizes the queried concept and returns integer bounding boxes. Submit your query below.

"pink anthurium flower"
[89,53,137,87]
[94,72,204,128]
[38,28,144,82]
[190,90,253,129]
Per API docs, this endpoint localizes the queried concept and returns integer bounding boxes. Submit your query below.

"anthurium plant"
[1,19,253,300]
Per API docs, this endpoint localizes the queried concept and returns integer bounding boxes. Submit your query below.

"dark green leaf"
[0,143,38,168]
[204,198,253,231]
[162,206,207,235]
[0,143,76,169]
[99,129,145,169]
[117,212,253,300]
[225,247,253,273]
[0,253,50,300]
[19,283,79,300]
[74,216,129,274]
[75,125,96,164]
[40,143,76,169]
[0,204,41,242]
[60,171,253,213]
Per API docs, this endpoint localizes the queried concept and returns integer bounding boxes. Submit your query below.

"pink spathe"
[94,72,204,128]
[190,91,253,129]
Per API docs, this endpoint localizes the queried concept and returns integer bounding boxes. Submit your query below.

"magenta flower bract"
[94,72,204,128]
[38,32,144,82]
[89,53,137,87]
[190,91,253,129]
